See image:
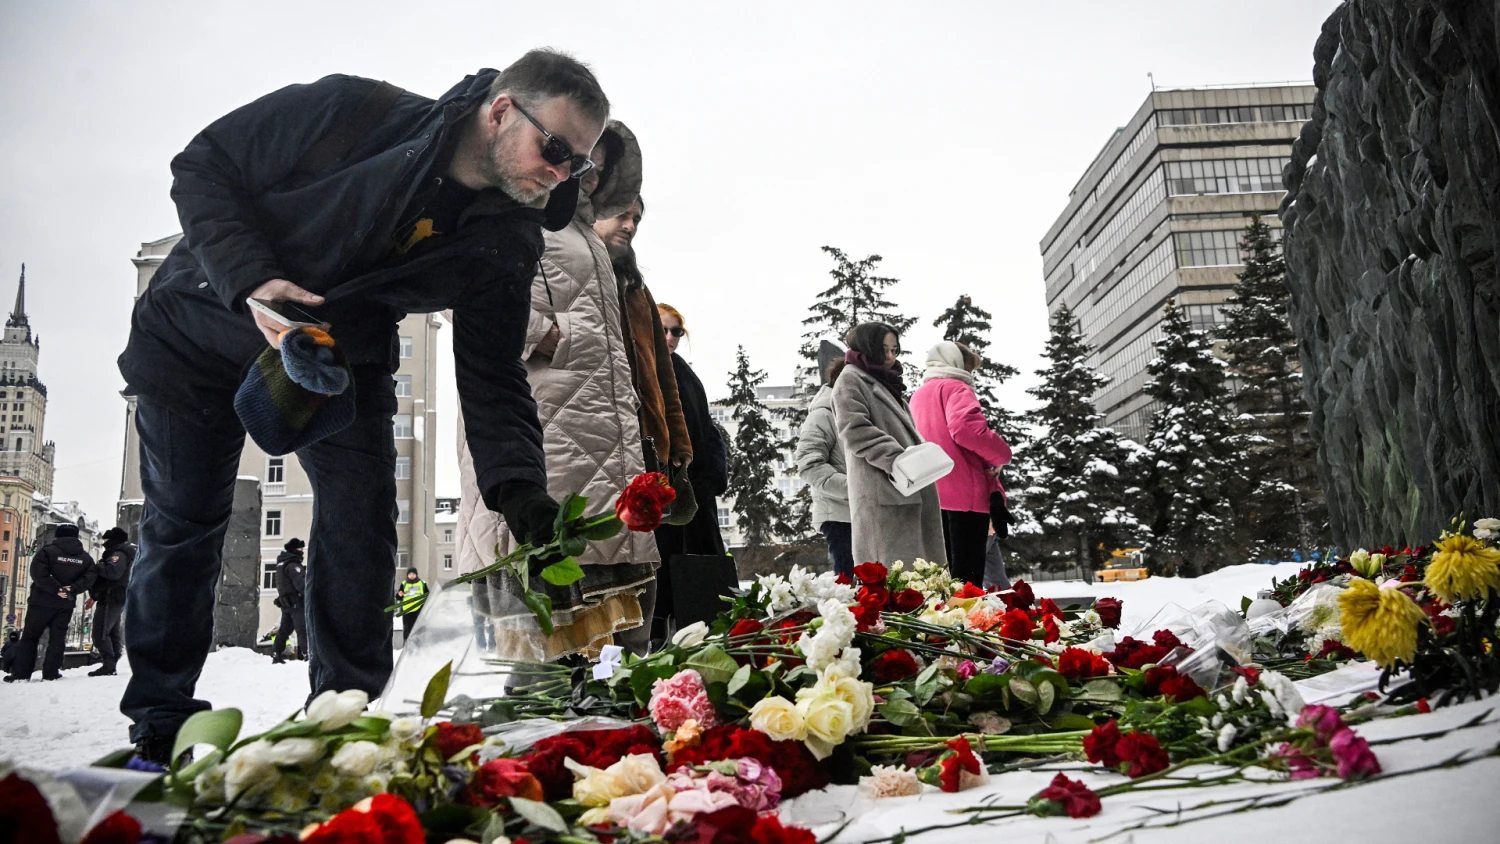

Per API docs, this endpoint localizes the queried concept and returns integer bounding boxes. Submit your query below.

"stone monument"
[1281,0,1500,547]
[213,477,263,648]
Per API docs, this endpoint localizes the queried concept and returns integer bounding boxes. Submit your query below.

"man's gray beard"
[497,170,550,206]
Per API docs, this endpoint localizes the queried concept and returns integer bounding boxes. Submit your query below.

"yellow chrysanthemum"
[1338,579,1425,668]
[1424,534,1500,603]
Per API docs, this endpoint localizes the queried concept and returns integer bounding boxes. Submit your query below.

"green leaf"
[727,663,753,696]
[1045,713,1098,731]
[539,557,585,586]
[260,715,323,742]
[350,716,392,740]
[524,590,555,637]
[964,673,1008,700]
[685,645,741,686]
[1240,595,1253,615]
[482,812,512,844]
[914,662,940,687]
[877,698,924,727]
[90,748,138,769]
[419,805,489,837]
[1078,679,1123,702]
[559,535,587,558]
[171,708,242,778]
[510,797,568,833]
[579,516,623,541]
[1038,681,1056,715]
[560,494,588,526]
[422,661,453,719]
[1009,677,1040,707]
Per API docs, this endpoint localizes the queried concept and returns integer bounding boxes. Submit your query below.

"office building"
[1039,84,1314,441]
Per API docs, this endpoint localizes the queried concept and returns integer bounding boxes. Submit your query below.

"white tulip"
[330,740,382,778]
[269,738,325,767]
[671,621,709,648]
[306,689,369,730]
[224,740,278,800]
[387,716,425,745]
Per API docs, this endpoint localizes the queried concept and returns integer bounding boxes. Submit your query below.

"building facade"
[1038,84,1314,442]
[712,384,807,549]
[0,267,56,498]
[117,235,444,636]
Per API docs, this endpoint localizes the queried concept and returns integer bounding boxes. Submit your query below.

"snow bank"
[1030,561,1304,631]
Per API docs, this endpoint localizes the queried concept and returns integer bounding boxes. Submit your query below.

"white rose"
[269,738,325,767]
[306,689,369,730]
[671,621,709,648]
[224,740,278,800]
[796,693,854,760]
[566,758,629,807]
[607,753,667,794]
[330,740,382,778]
[749,695,807,742]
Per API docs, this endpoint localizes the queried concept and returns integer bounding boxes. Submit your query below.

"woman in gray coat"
[795,360,853,577]
[832,323,948,568]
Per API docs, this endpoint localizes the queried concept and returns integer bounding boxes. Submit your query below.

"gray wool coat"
[832,364,948,567]
[795,385,850,526]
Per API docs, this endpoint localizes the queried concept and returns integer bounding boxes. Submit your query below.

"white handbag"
[890,442,954,497]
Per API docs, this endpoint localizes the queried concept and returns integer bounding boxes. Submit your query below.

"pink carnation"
[1329,728,1381,780]
[649,669,720,732]
[1296,704,1346,745]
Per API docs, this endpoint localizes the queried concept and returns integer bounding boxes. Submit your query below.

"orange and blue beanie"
[234,327,356,455]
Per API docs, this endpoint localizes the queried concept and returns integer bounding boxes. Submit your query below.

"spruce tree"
[1019,306,1146,574]
[720,346,797,552]
[799,246,917,367]
[1220,215,1328,560]
[1142,299,1243,576]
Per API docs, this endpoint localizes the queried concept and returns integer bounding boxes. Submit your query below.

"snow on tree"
[1142,298,1244,576]
[1220,214,1329,561]
[799,246,917,374]
[1018,306,1146,574]
[719,346,798,552]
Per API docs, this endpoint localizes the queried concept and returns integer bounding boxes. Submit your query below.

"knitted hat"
[234,327,356,456]
[55,524,80,539]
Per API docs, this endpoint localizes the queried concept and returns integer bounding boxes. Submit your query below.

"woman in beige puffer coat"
[456,120,656,661]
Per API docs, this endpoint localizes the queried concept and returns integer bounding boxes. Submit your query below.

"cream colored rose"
[565,757,630,807]
[796,692,854,760]
[819,668,874,733]
[749,695,807,741]
[608,753,667,794]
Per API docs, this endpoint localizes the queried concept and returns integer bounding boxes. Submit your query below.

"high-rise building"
[0,266,56,497]
[117,235,443,635]
[1039,84,1314,442]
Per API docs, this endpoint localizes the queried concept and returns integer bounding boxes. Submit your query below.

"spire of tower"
[6,264,27,329]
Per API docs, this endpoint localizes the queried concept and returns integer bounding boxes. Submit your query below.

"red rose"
[360,794,424,844]
[871,649,920,682]
[729,618,765,638]
[998,608,1034,642]
[80,810,143,844]
[1142,665,1204,702]
[853,562,888,586]
[433,721,484,761]
[955,582,986,600]
[1058,647,1111,680]
[1033,773,1101,818]
[1104,637,1170,670]
[891,588,924,612]
[1093,597,1123,628]
[1042,615,1061,644]
[1004,580,1035,611]
[937,736,982,792]
[1083,720,1123,767]
[1152,629,1186,651]
[751,815,818,844]
[465,759,545,807]
[1115,732,1170,778]
[852,594,884,631]
[615,472,676,532]
[858,583,891,609]
[1230,665,1261,685]
[300,809,384,844]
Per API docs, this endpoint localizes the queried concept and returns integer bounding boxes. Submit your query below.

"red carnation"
[1058,647,1111,680]
[1105,637,1170,670]
[997,607,1034,642]
[1032,773,1101,818]
[1083,720,1124,767]
[955,582,986,600]
[465,758,545,807]
[1042,614,1061,644]
[1230,665,1261,685]
[301,808,384,844]
[853,593,884,631]
[1093,597,1123,628]
[750,814,818,844]
[871,649,920,682]
[1036,598,1063,621]
[615,472,676,532]
[1142,665,1204,702]
[360,794,424,844]
[433,721,484,761]
[1115,732,1171,778]
[937,736,982,792]
[834,573,852,585]
[853,562,888,586]
[1317,639,1359,660]
[891,588,924,612]
[1004,580,1035,610]
[1152,629,1186,651]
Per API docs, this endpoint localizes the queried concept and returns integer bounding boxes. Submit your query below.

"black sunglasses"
[664,326,686,338]
[511,100,595,179]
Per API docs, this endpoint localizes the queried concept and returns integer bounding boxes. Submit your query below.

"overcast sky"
[0,0,1341,524]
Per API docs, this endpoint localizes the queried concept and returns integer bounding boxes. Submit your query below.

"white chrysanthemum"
[267,778,313,813]
[798,630,844,673]
[1231,676,1249,705]
[829,646,862,679]
[1216,694,1231,712]
[817,598,857,645]
[1216,724,1239,753]
[1081,609,1102,626]
[1259,689,1284,720]
[1260,670,1306,724]
[757,573,796,615]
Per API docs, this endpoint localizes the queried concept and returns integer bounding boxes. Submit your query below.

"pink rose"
[1296,704,1346,746]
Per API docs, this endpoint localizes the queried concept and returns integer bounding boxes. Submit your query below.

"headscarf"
[922,341,974,385]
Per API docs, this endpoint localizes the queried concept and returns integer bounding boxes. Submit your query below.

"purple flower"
[957,660,978,680]
[985,656,1011,676]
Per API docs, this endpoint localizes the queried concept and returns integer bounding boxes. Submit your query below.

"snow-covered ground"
[1,563,1303,771]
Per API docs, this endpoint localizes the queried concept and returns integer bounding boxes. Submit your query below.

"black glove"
[989,492,1011,540]
[490,481,561,546]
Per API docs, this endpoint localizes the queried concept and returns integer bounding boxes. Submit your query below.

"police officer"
[85,527,137,676]
[5,524,96,682]
[271,538,308,663]
[396,568,428,643]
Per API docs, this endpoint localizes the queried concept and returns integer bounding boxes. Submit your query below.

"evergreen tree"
[1142,299,1243,576]
[799,246,917,366]
[1220,215,1328,560]
[720,346,797,552]
[1019,306,1146,573]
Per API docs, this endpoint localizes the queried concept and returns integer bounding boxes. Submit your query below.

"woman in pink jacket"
[910,341,1012,586]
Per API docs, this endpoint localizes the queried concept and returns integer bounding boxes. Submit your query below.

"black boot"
[89,662,118,677]
[135,734,192,768]
[271,653,286,664]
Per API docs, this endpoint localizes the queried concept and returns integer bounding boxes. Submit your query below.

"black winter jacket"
[671,354,729,497]
[29,537,97,610]
[118,70,576,499]
[89,540,137,603]
[275,550,307,607]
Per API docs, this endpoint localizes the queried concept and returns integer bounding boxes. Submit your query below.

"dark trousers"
[11,603,73,679]
[274,603,308,658]
[122,394,398,743]
[93,597,126,666]
[400,609,419,643]
[942,510,991,587]
[820,521,854,578]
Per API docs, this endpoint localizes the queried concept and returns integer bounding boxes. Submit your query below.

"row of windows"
[264,497,414,538]
[1183,303,1227,331]
[1080,237,1176,339]
[1174,228,1283,268]
[1093,322,1165,404]
[1157,103,1311,127]
[1043,114,1161,271]
[1073,168,1167,287]
[1164,157,1290,197]
[264,452,413,492]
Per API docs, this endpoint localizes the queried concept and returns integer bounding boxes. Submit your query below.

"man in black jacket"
[117,49,609,761]
[5,525,96,682]
[271,538,307,663]
[85,527,137,676]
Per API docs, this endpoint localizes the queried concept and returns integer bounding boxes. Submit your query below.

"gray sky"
[0,0,1341,524]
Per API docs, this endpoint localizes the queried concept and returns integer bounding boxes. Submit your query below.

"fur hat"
[285,537,305,551]
[54,524,80,539]
[102,527,129,545]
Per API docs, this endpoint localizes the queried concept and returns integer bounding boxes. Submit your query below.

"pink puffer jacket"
[910,376,1012,513]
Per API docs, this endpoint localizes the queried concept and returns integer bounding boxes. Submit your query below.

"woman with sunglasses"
[833,322,948,568]
[456,119,658,663]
